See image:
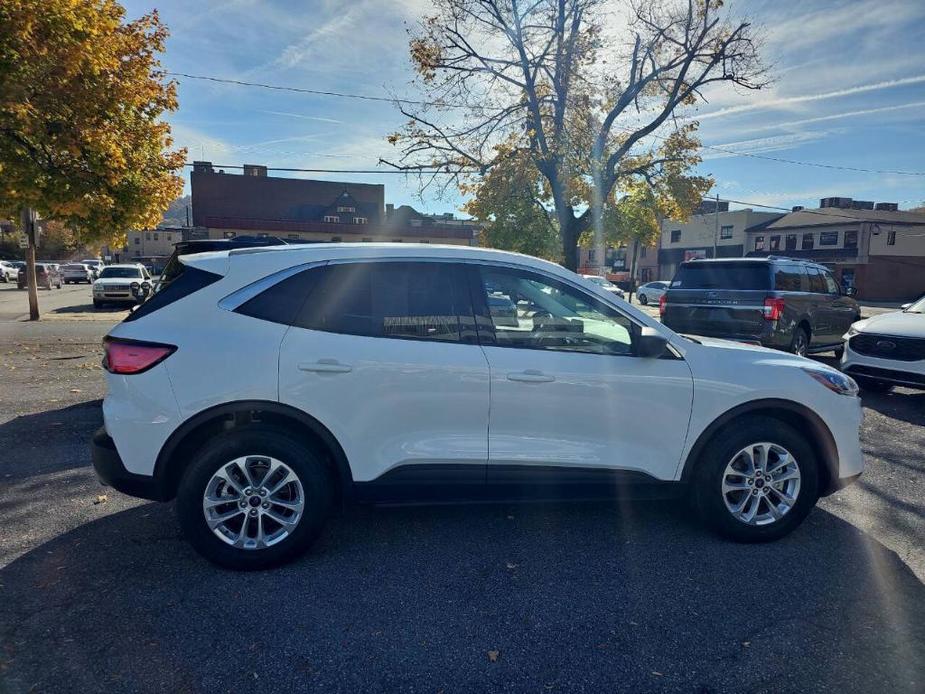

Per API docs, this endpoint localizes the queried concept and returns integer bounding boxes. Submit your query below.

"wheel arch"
[154,400,354,503]
[679,398,839,495]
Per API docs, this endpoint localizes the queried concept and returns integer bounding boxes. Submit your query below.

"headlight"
[802,367,859,397]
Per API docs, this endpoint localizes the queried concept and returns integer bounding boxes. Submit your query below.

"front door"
[471,264,694,487]
[278,260,490,487]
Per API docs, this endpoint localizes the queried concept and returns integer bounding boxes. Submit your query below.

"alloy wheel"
[202,455,305,550]
[721,442,801,526]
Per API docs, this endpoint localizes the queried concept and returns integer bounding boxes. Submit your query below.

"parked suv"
[661,257,860,356]
[17,262,62,290]
[92,245,863,569]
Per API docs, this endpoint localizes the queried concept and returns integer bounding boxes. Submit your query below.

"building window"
[324,215,339,223]
[362,237,373,242]
[819,231,838,246]
[353,217,368,225]
[287,234,299,239]
[337,206,355,213]
[588,249,597,262]
[670,229,681,243]
[134,237,140,245]
[410,219,423,227]
[887,230,896,246]
[785,234,797,250]
[720,225,733,240]
[754,235,765,251]
[153,233,159,241]
[331,236,342,242]
[802,233,814,250]
[769,235,781,251]
[844,229,858,249]
[134,250,140,257]
[223,231,236,239]
[145,232,151,240]
[640,246,647,258]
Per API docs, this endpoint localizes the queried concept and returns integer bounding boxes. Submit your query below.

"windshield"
[99,267,142,279]
[905,296,925,314]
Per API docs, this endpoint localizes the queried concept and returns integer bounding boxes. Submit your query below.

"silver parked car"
[582,274,626,299]
[62,263,94,284]
[636,281,670,305]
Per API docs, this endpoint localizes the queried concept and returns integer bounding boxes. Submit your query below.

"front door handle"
[298,359,353,374]
[507,370,555,383]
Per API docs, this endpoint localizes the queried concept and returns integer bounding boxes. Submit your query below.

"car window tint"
[671,264,770,290]
[773,265,802,291]
[235,267,322,326]
[298,262,466,342]
[823,272,839,295]
[478,266,633,356]
[805,267,827,294]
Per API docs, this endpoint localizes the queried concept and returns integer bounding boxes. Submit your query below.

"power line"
[169,71,925,177]
[183,163,476,174]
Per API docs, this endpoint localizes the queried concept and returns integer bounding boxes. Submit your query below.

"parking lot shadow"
[1,498,923,693]
[49,302,127,315]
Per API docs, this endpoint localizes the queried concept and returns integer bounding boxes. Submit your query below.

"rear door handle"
[298,359,353,374]
[507,370,555,383]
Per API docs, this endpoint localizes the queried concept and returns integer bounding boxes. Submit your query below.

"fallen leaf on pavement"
[488,650,499,662]
[93,495,107,505]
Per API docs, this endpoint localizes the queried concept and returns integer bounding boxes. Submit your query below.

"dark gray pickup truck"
[661,257,860,356]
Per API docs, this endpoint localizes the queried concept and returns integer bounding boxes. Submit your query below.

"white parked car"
[92,244,863,569]
[841,295,925,393]
[92,264,152,307]
[81,259,104,279]
[0,260,19,282]
[636,281,670,305]
[582,274,625,299]
[61,263,94,284]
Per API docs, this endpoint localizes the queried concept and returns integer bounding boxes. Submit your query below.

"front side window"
[296,262,468,342]
[477,266,634,356]
[823,272,840,294]
[804,267,827,294]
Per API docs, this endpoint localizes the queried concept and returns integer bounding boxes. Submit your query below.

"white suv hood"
[854,311,925,338]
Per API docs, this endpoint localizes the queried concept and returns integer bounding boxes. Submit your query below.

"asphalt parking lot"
[0,289,923,693]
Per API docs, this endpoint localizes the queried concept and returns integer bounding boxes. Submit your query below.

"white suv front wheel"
[177,428,333,569]
[692,417,819,542]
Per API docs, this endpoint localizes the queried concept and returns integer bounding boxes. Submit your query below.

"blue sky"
[122,0,925,214]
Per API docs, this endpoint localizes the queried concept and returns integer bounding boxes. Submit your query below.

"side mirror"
[637,326,668,358]
[845,287,857,297]
[901,303,912,310]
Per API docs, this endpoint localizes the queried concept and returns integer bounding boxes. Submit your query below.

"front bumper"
[90,427,167,501]
[841,343,925,390]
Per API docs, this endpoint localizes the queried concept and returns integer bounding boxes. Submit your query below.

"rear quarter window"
[671,264,771,290]
[774,265,804,291]
[124,266,222,322]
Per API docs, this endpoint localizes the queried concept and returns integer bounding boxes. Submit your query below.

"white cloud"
[259,110,343,125]
[701,131,835,160]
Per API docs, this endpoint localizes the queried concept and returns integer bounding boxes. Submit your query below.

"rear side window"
[671,263,771,290]
[124,266,221,322]
[296,262,470,342]
[235,268,322,326]
[773,265,803,291]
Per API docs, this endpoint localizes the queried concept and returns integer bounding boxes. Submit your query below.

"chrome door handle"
[507,370,555,383]
[298,359,353,374]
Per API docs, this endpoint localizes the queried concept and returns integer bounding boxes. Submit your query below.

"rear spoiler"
[178,250,232,277]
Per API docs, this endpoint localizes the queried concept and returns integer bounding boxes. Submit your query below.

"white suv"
[91,244,864,569]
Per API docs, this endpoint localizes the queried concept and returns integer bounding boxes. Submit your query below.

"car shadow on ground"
[1,497,923,693]
[49,302,128,314]
[860,388,925,427]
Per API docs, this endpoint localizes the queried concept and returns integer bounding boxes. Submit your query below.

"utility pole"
[20,207,39,321]
[713,193,720,258]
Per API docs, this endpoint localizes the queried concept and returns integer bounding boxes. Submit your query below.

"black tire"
[832,346,845,360]
[638,294,648,305]
[176,428,334,570]
[692,416,819,543]
[790,326,809,357]
[92,299,102,308]
[855,376,892,394]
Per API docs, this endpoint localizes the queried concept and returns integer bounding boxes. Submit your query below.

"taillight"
[659,293,667,316]
[763,297,785,321]
[103,338,175,374]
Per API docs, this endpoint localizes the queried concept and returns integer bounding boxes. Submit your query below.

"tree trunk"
[20,208,39,321]
[560,216,580,272]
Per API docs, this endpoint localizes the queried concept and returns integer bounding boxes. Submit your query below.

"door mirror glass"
[845,286,857,297]
[636,326,668,358]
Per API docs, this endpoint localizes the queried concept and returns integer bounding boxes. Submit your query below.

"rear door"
[804,267,836,344]
[277,260,490,488]
[663,262,771,340]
